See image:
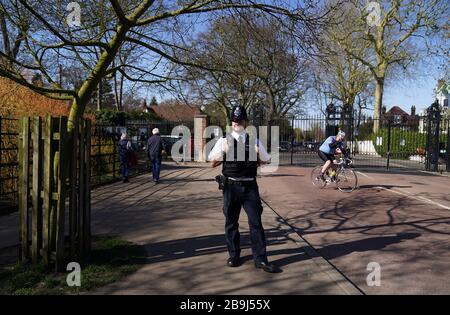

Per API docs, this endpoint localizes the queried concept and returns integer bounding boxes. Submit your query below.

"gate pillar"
[425,100,441,172]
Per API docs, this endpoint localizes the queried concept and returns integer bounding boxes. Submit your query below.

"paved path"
[89,162,359,294]
[6,161,447,294]
[258,166,450,294]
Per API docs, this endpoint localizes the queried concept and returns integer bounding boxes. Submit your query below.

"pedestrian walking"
[119,132,132,183]
[147,128,166,183]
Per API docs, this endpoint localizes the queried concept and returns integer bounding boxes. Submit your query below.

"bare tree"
[249,16,311,121]
[313,3,373,117]
[0,0,305,131]
[176,13,313,124]
[176,15,265,124]
[329,0,448,132]
[0,3,28,62]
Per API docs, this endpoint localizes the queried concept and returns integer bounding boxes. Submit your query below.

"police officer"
[208,106,279,273]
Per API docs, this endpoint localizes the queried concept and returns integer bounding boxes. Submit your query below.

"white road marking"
[356,171,374,180]
[374,186,450,210]
[419,170,450,178]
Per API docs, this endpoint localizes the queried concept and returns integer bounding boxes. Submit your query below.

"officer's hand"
[212,160,222,168]
[222,141,229,153]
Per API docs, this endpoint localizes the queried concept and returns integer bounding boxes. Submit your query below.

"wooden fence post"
[42,116,54,265]
[16,115,92,267]
[31,117,42,264]
[69,121,78,258]
[56,117,68,271]
[78,120,85,258]
[84,119,91,254]
[49,117,60,256]
[18,117,30,261]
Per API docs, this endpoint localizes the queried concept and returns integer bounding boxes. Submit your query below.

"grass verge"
[0,235,146,295]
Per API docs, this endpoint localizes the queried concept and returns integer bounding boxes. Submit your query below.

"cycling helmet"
[230,106,248,122]
[338,131,346,138]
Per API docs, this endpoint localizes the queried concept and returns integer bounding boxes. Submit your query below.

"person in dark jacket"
[147,128,166,183]
[119,132,132,183]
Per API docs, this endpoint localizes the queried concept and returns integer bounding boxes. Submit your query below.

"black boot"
[227,257,241,267]
[255,261,281,273]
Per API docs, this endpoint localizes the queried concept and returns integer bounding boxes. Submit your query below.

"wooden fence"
[2,119,195,214]
[18,116,91,271]
[0,117,19,214]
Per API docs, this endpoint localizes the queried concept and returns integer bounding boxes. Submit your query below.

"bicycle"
[311,157,358,192]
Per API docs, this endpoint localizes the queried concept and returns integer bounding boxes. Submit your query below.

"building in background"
[419,79,450,133]
[436,79,449,109]
[382,105,419,128]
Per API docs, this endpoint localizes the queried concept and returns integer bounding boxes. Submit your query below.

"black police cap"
[230,106,248,122]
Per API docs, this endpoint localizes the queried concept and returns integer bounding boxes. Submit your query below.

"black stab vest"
[222,133,258,178]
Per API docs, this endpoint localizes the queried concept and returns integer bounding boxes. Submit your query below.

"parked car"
[292,142,305,152]
[279,141,291,152]
[303,141,321,151]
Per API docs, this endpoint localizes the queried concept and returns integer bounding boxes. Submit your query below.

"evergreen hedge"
[371,128,447,159]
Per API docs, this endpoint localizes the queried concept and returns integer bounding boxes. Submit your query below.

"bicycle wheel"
[336,168,358,192]
[311,166,326,188]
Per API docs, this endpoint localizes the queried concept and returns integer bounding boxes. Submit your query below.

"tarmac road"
[1,161,449,294]
[257,165,450,294]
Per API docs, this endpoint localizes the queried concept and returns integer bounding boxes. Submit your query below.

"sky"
[377,51,447,115]
[139,0,448,117]
[384,79,437,115]
[149,61,444,117]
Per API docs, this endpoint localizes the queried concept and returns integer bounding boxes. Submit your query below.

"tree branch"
[17,0,109,49]
[109,0,131,25]
[0,67,76,99]
[124,36,235,74]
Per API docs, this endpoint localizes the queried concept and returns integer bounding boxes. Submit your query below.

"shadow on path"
[317,232,421,260]
[140,228,290,265]
[358,185,412,189]
[90,230,421,272]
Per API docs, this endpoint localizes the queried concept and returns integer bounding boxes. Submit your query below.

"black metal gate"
[425,101,447,172]
[262,105,449,172]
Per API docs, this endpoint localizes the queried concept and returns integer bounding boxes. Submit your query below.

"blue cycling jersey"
[319,136,344,155]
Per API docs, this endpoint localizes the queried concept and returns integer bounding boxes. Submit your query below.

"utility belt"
[215,175,256,190]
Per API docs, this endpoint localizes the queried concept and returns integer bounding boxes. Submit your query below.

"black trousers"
[318,150,335,162]
[222,183,267,263]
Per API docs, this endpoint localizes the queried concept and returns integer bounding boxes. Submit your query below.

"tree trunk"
[113,66,124,111]
[373,78,384,133]
[68,98,81,132]
[356,97,363,130]
[114,68,119,111]
[0,10,11,57]
[266,85,276,126]
[223,103,231,126]
[97,80,102,111]
[119,72,124,110]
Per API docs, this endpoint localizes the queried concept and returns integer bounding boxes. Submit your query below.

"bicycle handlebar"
[334,157,353,166]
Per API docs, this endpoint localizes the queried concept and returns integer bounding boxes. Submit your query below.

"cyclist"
[317,131,347,181]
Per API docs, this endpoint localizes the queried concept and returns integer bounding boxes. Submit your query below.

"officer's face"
[232,120,247,132]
